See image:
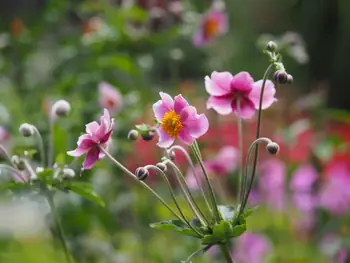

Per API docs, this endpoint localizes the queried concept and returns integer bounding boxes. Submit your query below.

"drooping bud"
[274,70,288,84]
[266,41,278,52]
[286,74,294,84]
[63,168,75,179]
[52,100,71,117]
[156,162,167,172]
[141,131,155,141]
[169,151,176,161]
[135,167,149,181]
[11,155,26,170]
[127,129,139,140]
[19,123,35,137]
[266,142,280,155]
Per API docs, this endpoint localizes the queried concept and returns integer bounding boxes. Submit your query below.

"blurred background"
[1,0,350,262]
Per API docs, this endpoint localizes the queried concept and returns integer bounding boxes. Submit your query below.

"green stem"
[236,98,244,205]
[46,193,73,263]
[98,146,184,223]
[191,143,221,223]
[220,243,234,263]
[239,63,274,214]
[32,126,46,167]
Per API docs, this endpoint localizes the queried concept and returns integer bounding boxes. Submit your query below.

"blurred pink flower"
[231,232,272,263]
[185,146,238,189]
[67,109,114,170]
[259,159,286,211]
[152,92,209,148]
[206,71,277,118]
[0,126,10,143]
[290,164,318,212]
[193,9,227,47]
[318,162,350,215]
[98,82,123,114]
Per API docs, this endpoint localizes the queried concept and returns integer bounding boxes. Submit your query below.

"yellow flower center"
[204,18,219,39]
[161,110,183,138]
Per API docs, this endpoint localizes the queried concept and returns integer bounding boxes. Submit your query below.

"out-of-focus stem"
[236,97,244,205]
[32,126,46,166]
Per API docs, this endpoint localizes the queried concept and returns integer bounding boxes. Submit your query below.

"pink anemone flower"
[98,82,123,114]
[206,71,277,119]
[67,109,114,170]
[152,92,209,148]
[193,10,228,47]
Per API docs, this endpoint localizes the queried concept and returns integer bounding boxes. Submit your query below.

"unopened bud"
[19,123,35,137]
[267,41,277,52]
[141,131,154,141]
[266,142,280,155]
[36,167,44,173]
[135,167,149,181]
[128,129,139,140]
[286,74,294,84]
[156,162,167,172]
[169,151,176,161]
[63,168,75,179]
[274,70,288,84]
[11,155,26,170]
[52,100,71,117]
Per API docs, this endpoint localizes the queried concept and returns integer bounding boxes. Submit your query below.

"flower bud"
[287,74,294,84]
[266,142,280,155]
[11,155,26,170]
[19,123,35,137]
[135,167,149,181]
[127,129,139,140]
[52,100,71,117]
[63,168,75,179]
[274,70,288,84]
[169,151,176,161]
[141,131,154,141]
[267,41,277,52]
[156,162,167,172]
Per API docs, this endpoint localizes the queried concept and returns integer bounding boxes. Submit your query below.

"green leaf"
[64,182,105,207]
[135,123,150,132]
[150,220,200,238]
[243,206,258,218]
[218,205,236,221]
[37,169,54,181]
[231,224,246,237]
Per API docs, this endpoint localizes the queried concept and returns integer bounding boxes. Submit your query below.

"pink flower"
[0,126,10,143]
[152,92,209,148]
[193,10,228,47]
[231,233,272,263]
[186,146,238,189]
[98,82,123,114]
[67,109,114,170]
[206,71,277,119]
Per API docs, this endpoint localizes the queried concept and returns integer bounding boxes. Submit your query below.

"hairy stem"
[220,243,234,263]
[236,98,244,205]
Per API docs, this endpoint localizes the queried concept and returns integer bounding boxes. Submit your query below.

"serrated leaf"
[150,220,200,238]
[218,205,236,221]
[65,182,105,207]
[201,221,232,245]
[231,224,246,237]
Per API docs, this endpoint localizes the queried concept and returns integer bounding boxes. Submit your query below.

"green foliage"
[63,181,105,207]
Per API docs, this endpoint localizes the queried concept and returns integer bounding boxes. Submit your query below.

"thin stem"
[0,164,26,182]
[0,145,12,164]
[168,146,213,215]
[164,159,210,227]
[191,143,221,223]
[48,116,55,168]
[238,63,274,215]
[98,146,184,222]
[46,193,73,263]
[236,98,244,205]
[32,126,46,166]
[144,165,203,237]
[22,159,37,180]
[184,245,211,263]
[220,243,234,263]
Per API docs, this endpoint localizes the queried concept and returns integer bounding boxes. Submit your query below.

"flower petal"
[85,121,99,135]
[232,96,256,119]
[152,100,168,122]
[98,82,123,113]
[250,80,277,110]
[100,119,114,144]
[181,111,209,138]
[82,147,100,170]
[159,92,174,110]
[207,95,233,115]
[205,71,233,96]
[157,127,175,148]
[230,72,254,94]
[96,109,111,139]
[67,135,96,156]
[178,130,195,145]
[174,94,189,114]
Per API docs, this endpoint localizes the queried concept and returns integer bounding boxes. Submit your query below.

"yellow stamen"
[204,18,219,39]
[161,110,183,138]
